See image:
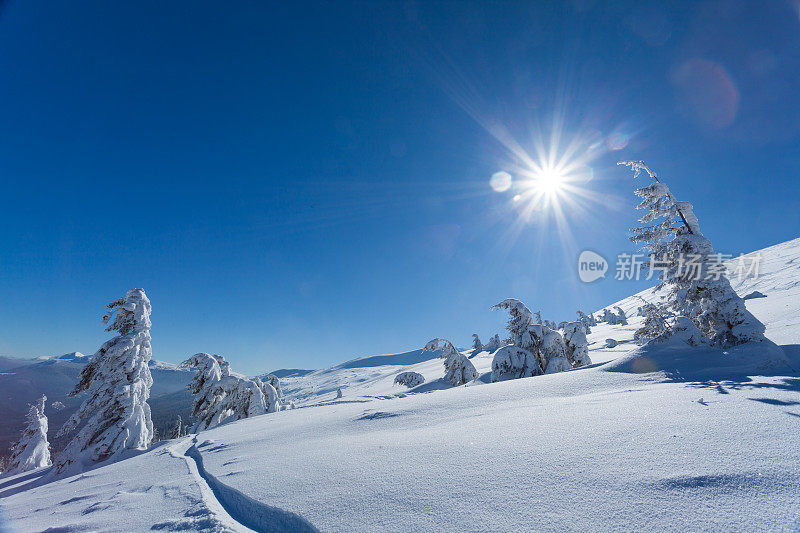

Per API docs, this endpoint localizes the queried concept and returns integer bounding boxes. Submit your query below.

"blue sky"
[1,1,799,374]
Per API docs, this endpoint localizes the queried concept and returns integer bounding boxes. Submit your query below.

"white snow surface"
[3,238,800,532]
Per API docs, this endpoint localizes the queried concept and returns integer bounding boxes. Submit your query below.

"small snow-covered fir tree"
[394,371,425,388]
[182,353,279,432]
[483,334,502,352]
[170,416,183,440]
[55,289,154,474]
[471,334,483,352]
[634,300,671,345]
[541,329,570,373]
[599,308,619,325]
[262,381,280,412]
[491,345,541,381]
[424,338,478,386]
[336,388,343,399]
[614,307,628,325]
[576,311,594,333]
[444,351,478,386]
[660,316,709,347]
[3,395,50,476]
[633,302,670,344]
[620,161,766,347]
[491,299,572,380]
[262,374,283,399]
[562,322,592,368]
[491,299,534,349]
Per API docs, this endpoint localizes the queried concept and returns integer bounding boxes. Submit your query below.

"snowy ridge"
[181,437,318,533]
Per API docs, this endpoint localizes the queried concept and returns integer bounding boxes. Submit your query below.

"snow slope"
[2,237,800,532]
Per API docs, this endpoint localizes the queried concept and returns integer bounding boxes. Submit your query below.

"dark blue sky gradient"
[1,1,798,373]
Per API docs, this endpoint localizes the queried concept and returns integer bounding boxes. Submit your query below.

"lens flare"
[490,171,512,192]
[606,132,630,151]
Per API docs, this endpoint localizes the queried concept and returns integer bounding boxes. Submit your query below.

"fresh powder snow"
[2,238,800,531]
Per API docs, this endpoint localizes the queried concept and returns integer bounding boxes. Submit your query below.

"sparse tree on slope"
[541,329,571,373]
[620,161,766,347]
[3,395,50,476]
[55,289,153,474]
[394,371,425,388]
[483,334,502,352]
[182,353,279,432]
[424,338,478,386]
[634,300,671,345]
[491,299,534,349]
[600,308,619,325]
[614,307,628,325]
[562,322,592,368]
[262,374,283,399]
[492,345,542,381]
[576,311,594,333]
[472,334,483,352]
[170,416,183,440]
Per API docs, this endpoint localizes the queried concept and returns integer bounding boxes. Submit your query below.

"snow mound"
[602,338,792,379]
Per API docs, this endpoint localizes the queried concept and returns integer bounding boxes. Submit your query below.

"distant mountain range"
[0,351,320,459]
[0,352,194,458]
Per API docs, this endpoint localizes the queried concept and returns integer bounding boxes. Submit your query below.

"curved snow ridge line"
[184,437,319,533]
[166,438,244,532]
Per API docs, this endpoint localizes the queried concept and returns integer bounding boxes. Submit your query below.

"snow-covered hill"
[2,237,800,532]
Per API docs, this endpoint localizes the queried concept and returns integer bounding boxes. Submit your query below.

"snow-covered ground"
[2,238,800,532]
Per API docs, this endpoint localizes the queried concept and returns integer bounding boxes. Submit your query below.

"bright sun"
[536,168,565,195]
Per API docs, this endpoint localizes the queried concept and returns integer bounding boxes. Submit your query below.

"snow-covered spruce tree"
[491,299,535,349]
[576,311,594,333]
[599,308,619,325]
[634,300,671,345]
[541,330,571,374]
[492,345,542,381]
[262,374,283,399]
[614,307,628,325]
[562,322,592,368]
[182,353,279,432]
[170,416,183,440]
[3,395,51,476]
[394,371,425,388]
[483,334,502,352]
[472,334,483,352]
[55,289,153,474]
[491,299,571,380]
[659,316,709,347]
[336,388,343,399]
[423,338,478,386]
[620,161,766,347]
